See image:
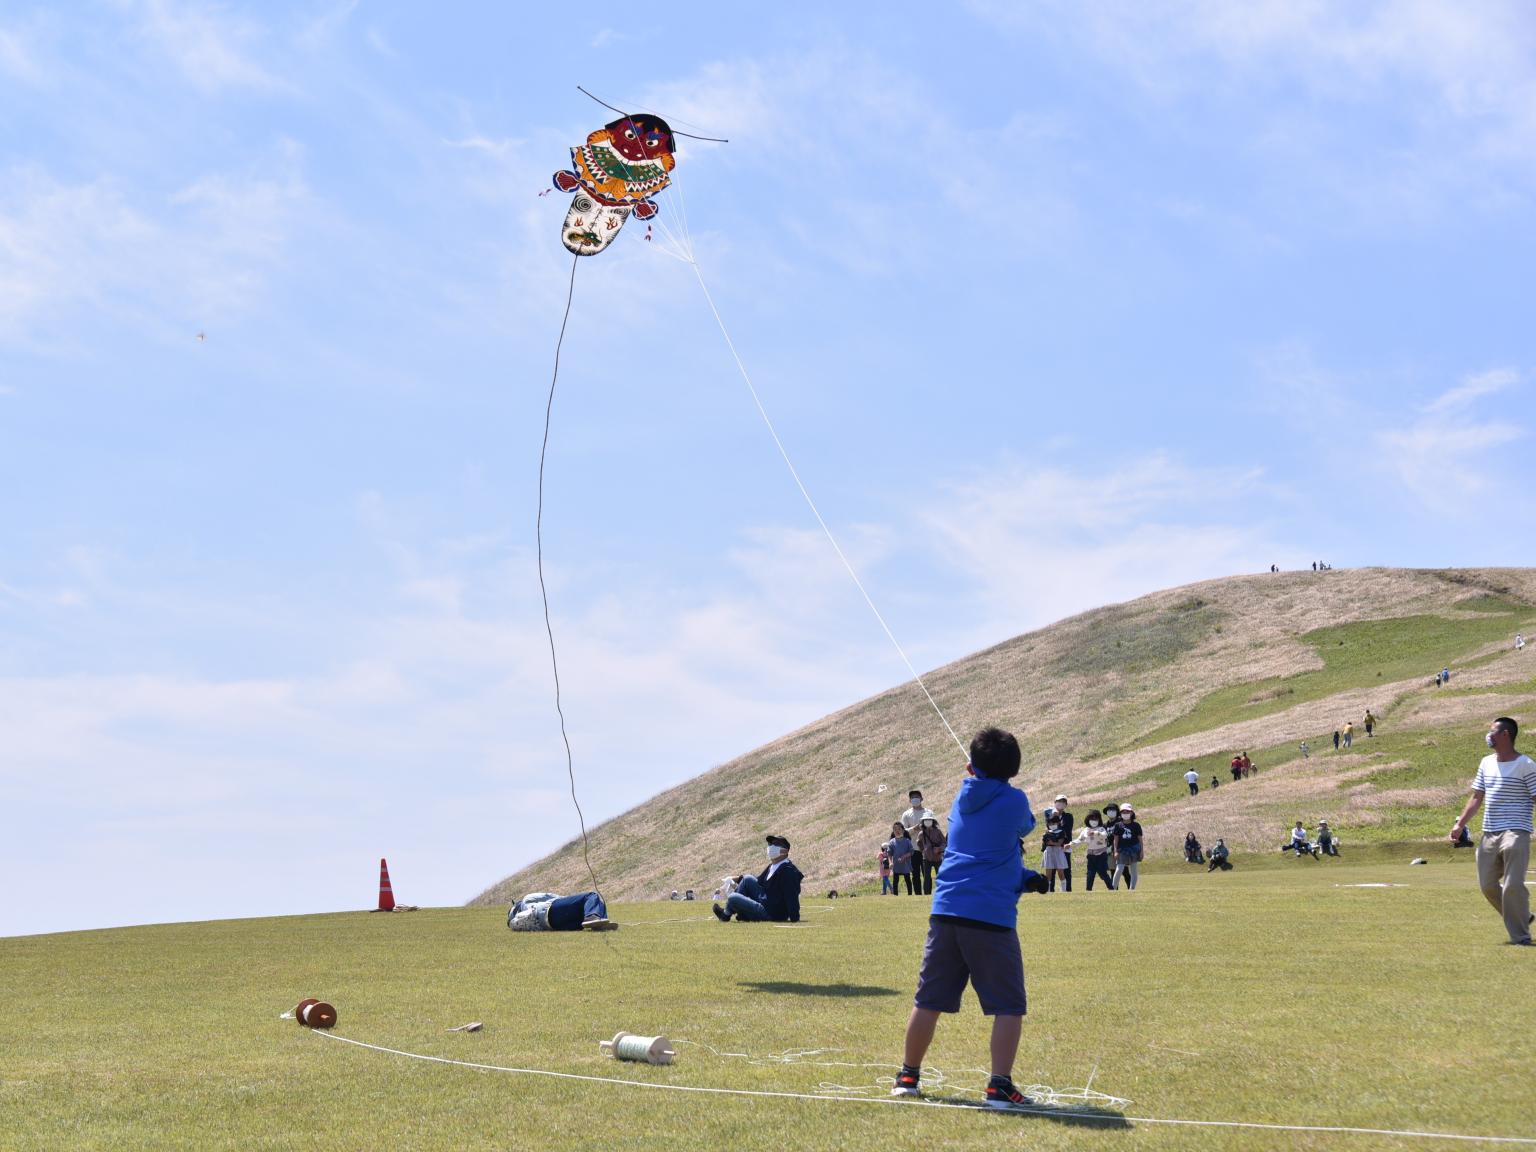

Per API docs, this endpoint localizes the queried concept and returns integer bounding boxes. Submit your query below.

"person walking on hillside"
[1185,768,1200,796]
[915,816,948,896]
[1111,804,1143,890]
[1364,709,1376,738]
[1074,809,1113,890]
[888,822,917,895]
[1342,722,1354,749]
[879,845,893,895]
[1300,740,1311,759]
[1449,717,1536,946]
[1240,751,1253,776]
[1333,729,1341,751]
[1231,754,1243,783]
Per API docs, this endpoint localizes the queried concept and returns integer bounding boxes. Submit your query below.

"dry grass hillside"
[473,567,1536,905]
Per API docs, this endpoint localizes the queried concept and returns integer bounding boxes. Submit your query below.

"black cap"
[766,835,790,851]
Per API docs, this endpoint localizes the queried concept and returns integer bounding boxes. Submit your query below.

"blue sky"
[3,2,1532,936]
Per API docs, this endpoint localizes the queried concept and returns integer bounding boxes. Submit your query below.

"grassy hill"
[475,567,1536,905]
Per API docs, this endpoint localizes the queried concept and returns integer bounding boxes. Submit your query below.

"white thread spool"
[599,1031,674,1065]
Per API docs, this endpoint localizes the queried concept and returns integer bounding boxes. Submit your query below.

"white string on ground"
[310,1030,1536,1145]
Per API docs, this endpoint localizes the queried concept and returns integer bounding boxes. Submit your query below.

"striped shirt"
[1473,753,1536,834]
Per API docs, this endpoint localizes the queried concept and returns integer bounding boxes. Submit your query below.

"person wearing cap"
[1111,804,1143,890]
[1316,820,1339,857]
[914,816,948,896]
[713,836,802,923]
[1449,716,1536,945]
[1207,838,1231,872]
[1051,795,1074,892]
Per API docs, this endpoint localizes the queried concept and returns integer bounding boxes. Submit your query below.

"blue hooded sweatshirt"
[930,775,1038,929]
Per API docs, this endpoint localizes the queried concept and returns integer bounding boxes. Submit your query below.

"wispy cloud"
[1378,369,1526,504]
[130,0,284,93]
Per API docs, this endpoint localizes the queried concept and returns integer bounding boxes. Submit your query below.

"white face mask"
[767,845,783,861]
[1087,820,1100,828]
[1486,732,1496,748]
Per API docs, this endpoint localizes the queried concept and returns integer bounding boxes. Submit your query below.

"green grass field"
[7,861,1535,1151]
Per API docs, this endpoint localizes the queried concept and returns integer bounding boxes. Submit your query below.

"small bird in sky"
[196,331,206,342]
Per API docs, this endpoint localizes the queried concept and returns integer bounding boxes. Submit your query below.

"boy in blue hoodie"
[891,726,1046,1108]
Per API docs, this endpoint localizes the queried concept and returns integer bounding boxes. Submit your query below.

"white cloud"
[0,152,309,346]
[1378,370,1526,504]
[130,0,283,93]
[1422,367,1519,414]
[0,23,46,85]
[920,455,1280,632]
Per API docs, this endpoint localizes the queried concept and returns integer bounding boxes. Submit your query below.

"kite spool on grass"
[599,1031,674,1065]
[294,998,338,1029]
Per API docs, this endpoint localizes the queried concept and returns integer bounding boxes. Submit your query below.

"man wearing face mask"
[713,836,802,923]
[1450,717,1536,945]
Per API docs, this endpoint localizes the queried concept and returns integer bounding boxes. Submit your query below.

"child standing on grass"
[891,726,1047,1108]
[1074,809,1113,890]
[879,845,892,895]
[888,822,916,895]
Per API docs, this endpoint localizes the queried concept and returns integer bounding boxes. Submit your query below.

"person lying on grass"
[506,891,616,931]
[712,835,802,923]
[891,726,1047,1110]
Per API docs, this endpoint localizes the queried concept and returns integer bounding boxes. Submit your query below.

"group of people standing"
[881,790,948,895]
[880,791,1146,893]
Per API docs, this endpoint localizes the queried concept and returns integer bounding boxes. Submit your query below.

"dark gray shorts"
[913,918,1027,1017]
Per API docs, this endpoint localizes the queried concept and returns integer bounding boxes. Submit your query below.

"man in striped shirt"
[1450,717,1536,946]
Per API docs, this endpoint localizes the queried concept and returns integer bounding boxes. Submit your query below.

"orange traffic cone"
[376,858,396,912]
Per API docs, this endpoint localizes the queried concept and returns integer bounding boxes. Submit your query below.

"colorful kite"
[551,113,676,256]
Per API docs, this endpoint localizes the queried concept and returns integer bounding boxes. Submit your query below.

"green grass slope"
[6,864,1535,1151]
[479,567,1536,905]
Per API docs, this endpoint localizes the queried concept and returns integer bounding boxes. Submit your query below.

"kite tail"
[537,251,603,897]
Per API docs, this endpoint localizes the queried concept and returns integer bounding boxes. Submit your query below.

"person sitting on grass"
[1285,821,1319,859]
[507,891,616,931]
[1207,839,1232,871]
[1316,821,1340,857]
[891,726,1047,1109]
[1183,831,1204,864]
[713,835,802,923]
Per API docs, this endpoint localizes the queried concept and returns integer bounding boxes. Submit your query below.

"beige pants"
[1476,830,1532,944]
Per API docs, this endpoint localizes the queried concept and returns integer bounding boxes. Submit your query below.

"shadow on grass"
[736,980,900,998]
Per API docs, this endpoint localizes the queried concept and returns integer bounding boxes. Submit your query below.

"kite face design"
[552,114,676,256]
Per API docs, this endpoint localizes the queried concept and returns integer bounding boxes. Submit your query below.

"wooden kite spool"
[294,998,338,1029]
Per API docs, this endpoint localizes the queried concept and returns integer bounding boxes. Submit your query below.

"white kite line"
[312,1031,1536,1145]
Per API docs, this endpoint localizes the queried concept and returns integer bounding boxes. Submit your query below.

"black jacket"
[755,859,803,922]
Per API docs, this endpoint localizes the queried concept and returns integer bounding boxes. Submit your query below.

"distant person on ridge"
[1333,729,1342,751]
[1449,717,1535,946]
[890,726,1046,1108]
[1342,722,1354,749]
[712,835,802,923]
[1185,767,1200,796]
[1364,709,1376,738]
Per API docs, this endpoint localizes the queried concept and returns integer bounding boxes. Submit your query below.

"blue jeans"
[548,891,606,930]
[725,875,770,921]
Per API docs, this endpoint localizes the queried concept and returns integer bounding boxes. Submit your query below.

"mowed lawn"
[6,861,1534,1151]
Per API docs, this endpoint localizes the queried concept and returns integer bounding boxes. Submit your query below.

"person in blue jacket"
[890,726,1047,1109]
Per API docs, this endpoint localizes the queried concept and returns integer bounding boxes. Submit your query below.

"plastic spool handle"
[599,1031,675,1065]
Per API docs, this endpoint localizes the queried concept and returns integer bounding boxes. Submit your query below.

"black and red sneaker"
[890,1068,921,1098]
[985,1076,1035,1109]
